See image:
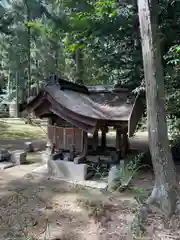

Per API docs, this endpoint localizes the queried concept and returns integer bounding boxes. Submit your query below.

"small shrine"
[22,75,145,180]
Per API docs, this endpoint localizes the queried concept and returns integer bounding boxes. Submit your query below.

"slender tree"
[137,0,180,216]
[75,48,84,85]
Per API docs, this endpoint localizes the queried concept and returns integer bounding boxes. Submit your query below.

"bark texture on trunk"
[24,0,31,99]
[137,0,180,217]
[75,48,84,85]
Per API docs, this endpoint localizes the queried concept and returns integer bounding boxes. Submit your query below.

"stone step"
[0,161,14,170]
[0,149,11,162]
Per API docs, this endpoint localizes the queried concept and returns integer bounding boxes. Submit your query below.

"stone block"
[47,159,88,181]
[41,151,50,165]
[32,140,46,151]
[24,141,34,152]
[11,150,27,165]
[107,164,121,191]
[0,149,11,162]
[74,155,86,164]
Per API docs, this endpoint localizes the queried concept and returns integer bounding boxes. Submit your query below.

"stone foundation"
[11,150,27,165]
[47,159,88,181]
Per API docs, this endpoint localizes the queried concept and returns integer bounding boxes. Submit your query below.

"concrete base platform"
[32,164,107,189]
[47,160,88,181]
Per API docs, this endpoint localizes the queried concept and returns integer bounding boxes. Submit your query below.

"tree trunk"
[75,48,84,85]
[15,71,19,117]
[24,0,31,99]
[7,69,11,100]
[137,0,180,217]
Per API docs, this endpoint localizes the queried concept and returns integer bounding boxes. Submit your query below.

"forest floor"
[0,119,179,239]
[0,168,179,240]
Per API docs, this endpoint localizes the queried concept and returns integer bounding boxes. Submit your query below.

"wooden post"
[121,126,129,157]
[70,127,76,160]
[101,131,106,149]
[123,132,129,154]
[82,131,88,156]
[92,129,98,151]
[116,126,129,159]
[121,133,127,158]
[74,131,88,164]
[101,126,108,149]
[53,123,57,150]
[116,128,121,152]
[115,127,122,162]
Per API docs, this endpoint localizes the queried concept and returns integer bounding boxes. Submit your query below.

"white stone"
[24,141,34,152]
[107,164,121,189]
[41,151,50,165]
[11,150,27,165]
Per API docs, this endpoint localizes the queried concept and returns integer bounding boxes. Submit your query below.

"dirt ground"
[0,168,180,240]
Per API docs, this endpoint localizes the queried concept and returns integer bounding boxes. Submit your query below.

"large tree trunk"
[24,0,31,99]
[137,0,180,217]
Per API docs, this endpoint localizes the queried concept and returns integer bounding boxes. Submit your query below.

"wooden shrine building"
[22,75,145,164]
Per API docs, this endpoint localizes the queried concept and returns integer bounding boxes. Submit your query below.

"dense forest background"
[0,0,180,141]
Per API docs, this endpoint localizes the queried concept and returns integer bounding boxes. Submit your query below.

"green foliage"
[116,153,148,191]
[22,237,36,240]
[133,188,148,205]
[168,117,180,145]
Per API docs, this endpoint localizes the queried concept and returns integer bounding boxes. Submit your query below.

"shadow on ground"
[0,169,144,240]
[1,161,179,239]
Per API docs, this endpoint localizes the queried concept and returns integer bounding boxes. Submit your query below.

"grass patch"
[0,119,46,140]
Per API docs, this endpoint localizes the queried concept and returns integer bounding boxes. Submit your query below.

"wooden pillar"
[82,131,88,156]
[101,126,108,149]
[116,128,122,160]
[53,123,57,149]
[123,132,129,154]
[74,131,88,164]
[92,129,98,151]
[116,128,121,151]
[101,131,106,149]
[115,126,129,161]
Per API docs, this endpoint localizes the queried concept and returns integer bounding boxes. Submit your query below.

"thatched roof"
[23,75,145,136]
